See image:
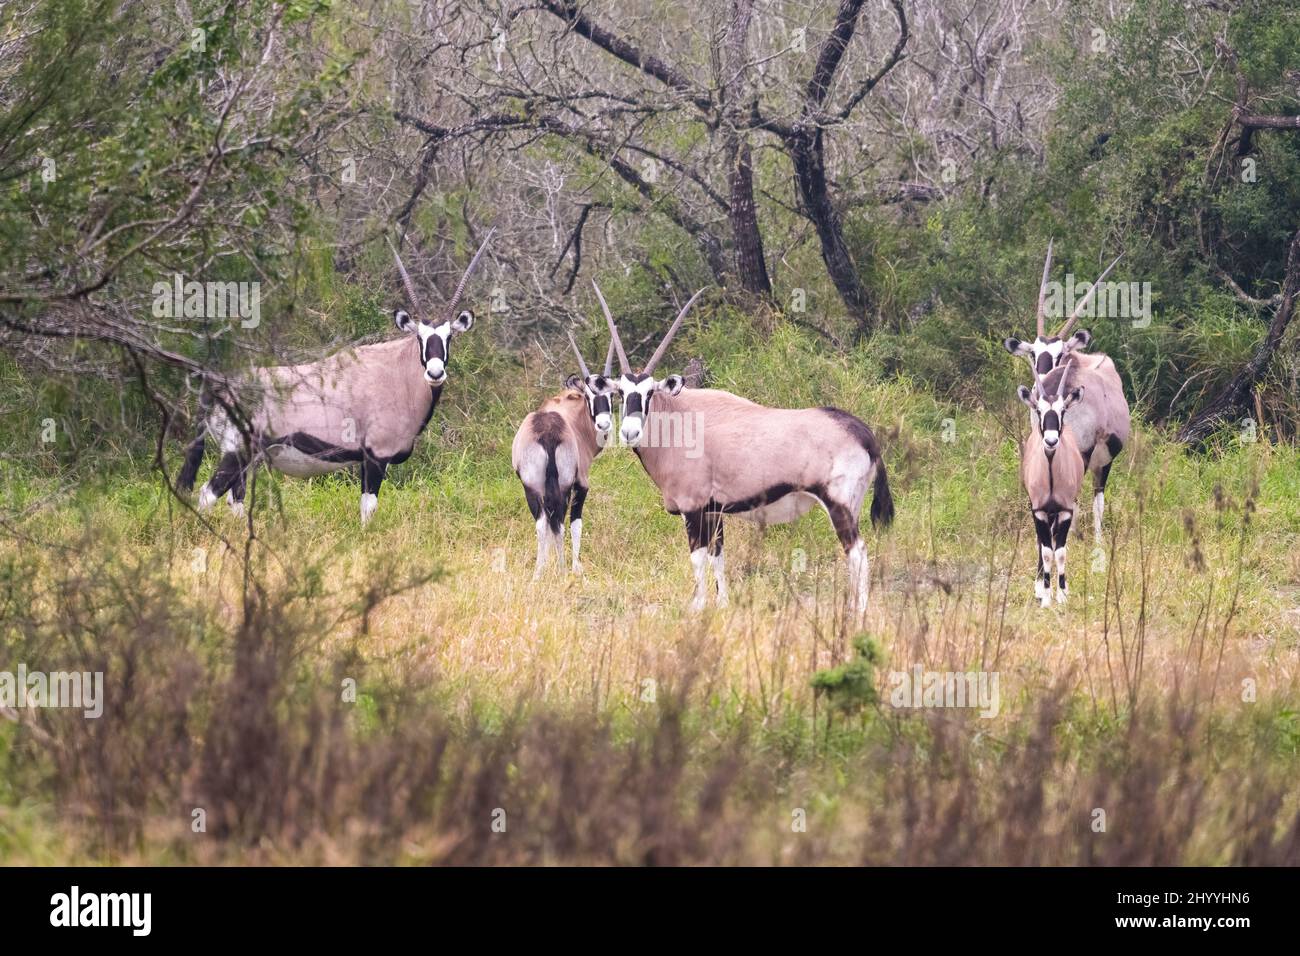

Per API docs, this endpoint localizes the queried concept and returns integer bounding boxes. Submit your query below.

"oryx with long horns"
[596,283,894,613]
[1004,243,1131,542]
[511,328,617,576]
[178,230,494,524]
[1004,240,1123,378]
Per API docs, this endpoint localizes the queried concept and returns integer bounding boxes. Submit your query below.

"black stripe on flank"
[263,432,363,463]
[1106,434,1123,458]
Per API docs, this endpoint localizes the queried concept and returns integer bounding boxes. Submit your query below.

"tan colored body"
[245,336,436,470]
[632,388,878,522]
[512,388,604,576]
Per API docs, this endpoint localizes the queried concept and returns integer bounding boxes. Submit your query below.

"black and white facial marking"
[1004,330,1091,378]
[395,309,474,385]
[1018,382,1083,455]
[565,373,616,437]
[616,372,684,444]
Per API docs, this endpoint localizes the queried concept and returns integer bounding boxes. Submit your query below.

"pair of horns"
[593,281,705,376]
[566,329,616,380]
[1035,240,1123,338]
[389,227,497,322]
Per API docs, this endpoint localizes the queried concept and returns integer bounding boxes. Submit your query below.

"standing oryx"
[177,231,494,524]
[1004,242,1131,542]
[512,330,617,577]
[1017,360,1087,607]
[595,283,894,613]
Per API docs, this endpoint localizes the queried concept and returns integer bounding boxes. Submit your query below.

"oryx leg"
[524,488,550,580]
[706,512,727,607]
[568,484,588,574]
[822,496,870,615]
[684,510,726,611]
[225,461,248,519]
[1053,511,1073,604]
[1092,462,1113,543]
[1032,510,1053,608]
[359,454,388,526]
[200,452,247,512]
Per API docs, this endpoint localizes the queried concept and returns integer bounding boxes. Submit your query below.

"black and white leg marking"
[200,452,248,513]
[1053,511,1072,604]
[685,510,727,610]
[360,453,388,526]
[569,484,588,573]
[1032,509,1053,608]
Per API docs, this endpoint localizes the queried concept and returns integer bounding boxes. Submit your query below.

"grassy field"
[2,321,1298,864]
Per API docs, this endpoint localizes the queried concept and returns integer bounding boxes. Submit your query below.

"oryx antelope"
[177,231,494,524]
[596,283,894,613]
[1005,242,1131,542]
[1003,240,1123,378]
[511,330,617,576]
[1017,360,1087,606]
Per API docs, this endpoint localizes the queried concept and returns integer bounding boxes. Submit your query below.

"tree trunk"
[1178,224,1300,444]
[726,136,772,297]
[721,0,772,300]
[789,126,872,331]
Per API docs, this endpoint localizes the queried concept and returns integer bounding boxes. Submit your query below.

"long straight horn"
[444,227,496,320]
[592,281,629,374]
[388,238,424,313]
[1057,253,1122,338]
[603,336,615,378]
[644,288,705,375]
[565,329,591,379]
[1036,239,1054,338]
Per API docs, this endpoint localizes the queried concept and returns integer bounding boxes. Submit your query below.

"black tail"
[870,457,895,529]
[177,388,211,492]
[541,443,566,534]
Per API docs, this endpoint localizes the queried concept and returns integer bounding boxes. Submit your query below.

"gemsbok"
[1017,355,1130,606]
[1005,242,1130,541]
[595,283,894,613]
[178,231,494,524]
[1017,360,1086,607]
[511,330,617,576]
[1003,240,1123,378]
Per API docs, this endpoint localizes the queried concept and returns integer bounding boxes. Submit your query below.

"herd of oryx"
[177,235,1129,613]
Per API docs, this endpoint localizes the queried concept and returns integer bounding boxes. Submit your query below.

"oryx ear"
[451,309,474,334]
[1065,386,1085,408]
[394,309,415,333]
[1016,384,1034,407]
[1004,337,1032,357]
[658,374,684,396]
[565,374,583,391]
[1064,329,1092,351]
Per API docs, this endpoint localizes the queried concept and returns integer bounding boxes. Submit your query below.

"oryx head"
[1004,240,1119,381]
[1018,360,1083,459]
[594,281,704,446]
[565,329,618,439]
[389,230,495,386]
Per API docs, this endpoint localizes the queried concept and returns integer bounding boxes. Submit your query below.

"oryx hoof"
[197,485,218,512]
[1055,587,1068,605]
